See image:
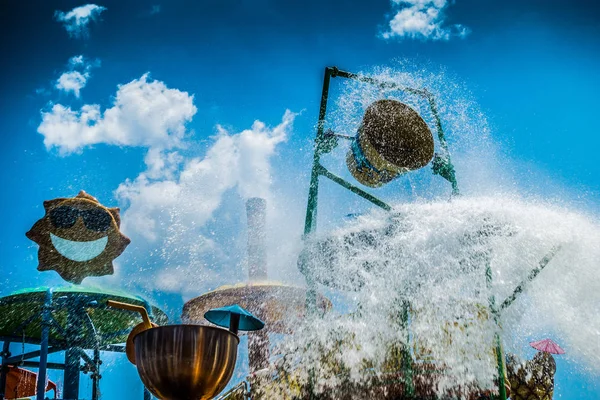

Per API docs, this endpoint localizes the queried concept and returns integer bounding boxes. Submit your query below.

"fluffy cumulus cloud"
[113,110,295,296]
[56,71,88,97]
[54,55,100,97]
[38,73,296,295]
[382,0,469,41]
[55,55,100,97]
[39,73,197,153]
[116,110,295,242]
[54,4,107,38]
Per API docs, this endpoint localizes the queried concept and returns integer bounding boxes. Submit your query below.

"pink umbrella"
[530,338,565,355]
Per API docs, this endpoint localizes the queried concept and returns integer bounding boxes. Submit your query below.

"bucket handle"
[107,300,153,329]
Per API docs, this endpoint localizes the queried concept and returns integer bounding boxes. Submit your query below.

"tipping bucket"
[346,99,434,187]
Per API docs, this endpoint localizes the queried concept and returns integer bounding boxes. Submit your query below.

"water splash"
[268,196,599,398]
[262,65,600,398]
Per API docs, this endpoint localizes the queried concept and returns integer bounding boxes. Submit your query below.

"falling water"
[259,64,600,399]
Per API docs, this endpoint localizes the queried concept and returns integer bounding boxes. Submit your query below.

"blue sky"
[1,0,599,398]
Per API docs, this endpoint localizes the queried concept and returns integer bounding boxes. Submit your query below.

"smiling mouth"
[50,233,108,262]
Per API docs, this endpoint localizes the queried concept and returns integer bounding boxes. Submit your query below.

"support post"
[64,306,81,400]
[36,289,52,400]
[91,344,101,400]
[400,301,414,398]
[64,347,81,400]
[246,198,271,374]
[485,263,507,400]
[303,66,333,237]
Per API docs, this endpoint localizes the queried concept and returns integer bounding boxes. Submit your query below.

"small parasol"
[204,304,265,335]
[529,338,565,355]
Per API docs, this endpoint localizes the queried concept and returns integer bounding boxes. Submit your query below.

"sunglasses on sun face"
[49,206,113,232]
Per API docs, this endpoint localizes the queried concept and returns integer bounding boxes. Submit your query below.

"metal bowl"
[134,325,239,400]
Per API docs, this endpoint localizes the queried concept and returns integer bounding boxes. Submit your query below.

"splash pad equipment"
[183,197,332,398]
[109,300,264,400]
[275,66,566,400]
[346,99,434,187]
[0,286,167,400]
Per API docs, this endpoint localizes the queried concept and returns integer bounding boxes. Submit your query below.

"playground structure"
[0,66,565,400]
[0,286,168,400]
[289,66,561,399]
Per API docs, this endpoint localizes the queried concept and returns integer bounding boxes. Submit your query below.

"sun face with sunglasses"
[26,191,131,284]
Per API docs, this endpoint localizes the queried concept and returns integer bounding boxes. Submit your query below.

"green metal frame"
[303,66,458,237]
[298,66,563,400]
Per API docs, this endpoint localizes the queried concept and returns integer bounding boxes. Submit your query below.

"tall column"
[246,198,267,281]
[246,198,269,372]
[64,306,81,400]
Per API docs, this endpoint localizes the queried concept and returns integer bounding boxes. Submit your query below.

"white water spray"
[264,65,600,398]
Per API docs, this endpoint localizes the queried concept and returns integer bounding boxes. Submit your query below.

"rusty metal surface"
[182,282,331,334]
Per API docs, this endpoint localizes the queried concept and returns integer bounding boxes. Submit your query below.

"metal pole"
[246,198,270,373]
[91,344,101,400]
[36,289,52,400]
[303,66,333,237]
[500,246,561,312]
[485,263,507,400]
[0,341,10,400]
[427,94,459,195]
[64,305,81,400]
[400,301,414,398]
[246,198,268,281]
[317,165,391,210]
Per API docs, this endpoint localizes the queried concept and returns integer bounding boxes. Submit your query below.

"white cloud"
[55,55,100,97]
[39,73,197,153]
[39,72,296,296]
[69,55,85,66]
[381,0,469,41]
[116,110,295,241]
[56,71,88,97]
[115,110,295,295]
[54,4,107,39]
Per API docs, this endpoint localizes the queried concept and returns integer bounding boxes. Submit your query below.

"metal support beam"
[400,301,414,398]
[500,246,561,312]
[64,306,81,400]
[20,361,65,370]
[36,289,52,400]
[318,164,391,211]
[303,66,333,236]
[64,347,81,400]
[3,346,64,365]
[485,263,507,400]
[91,345,101,400]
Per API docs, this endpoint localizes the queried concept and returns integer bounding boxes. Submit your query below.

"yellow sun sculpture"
[26,191,131,284]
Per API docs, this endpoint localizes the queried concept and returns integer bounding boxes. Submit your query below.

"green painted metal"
[400,301,414,397]
[485,260,507,400]
[302,66,458,239]
[427,94,459,195]
[500,246,561,312]
[0,286,168,346]
[299,66,485,400]
[35,289,51,400]
[317,164,391,211]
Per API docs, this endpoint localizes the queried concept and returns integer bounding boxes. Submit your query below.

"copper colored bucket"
[347,99,434,187]
[134,325,239,400]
